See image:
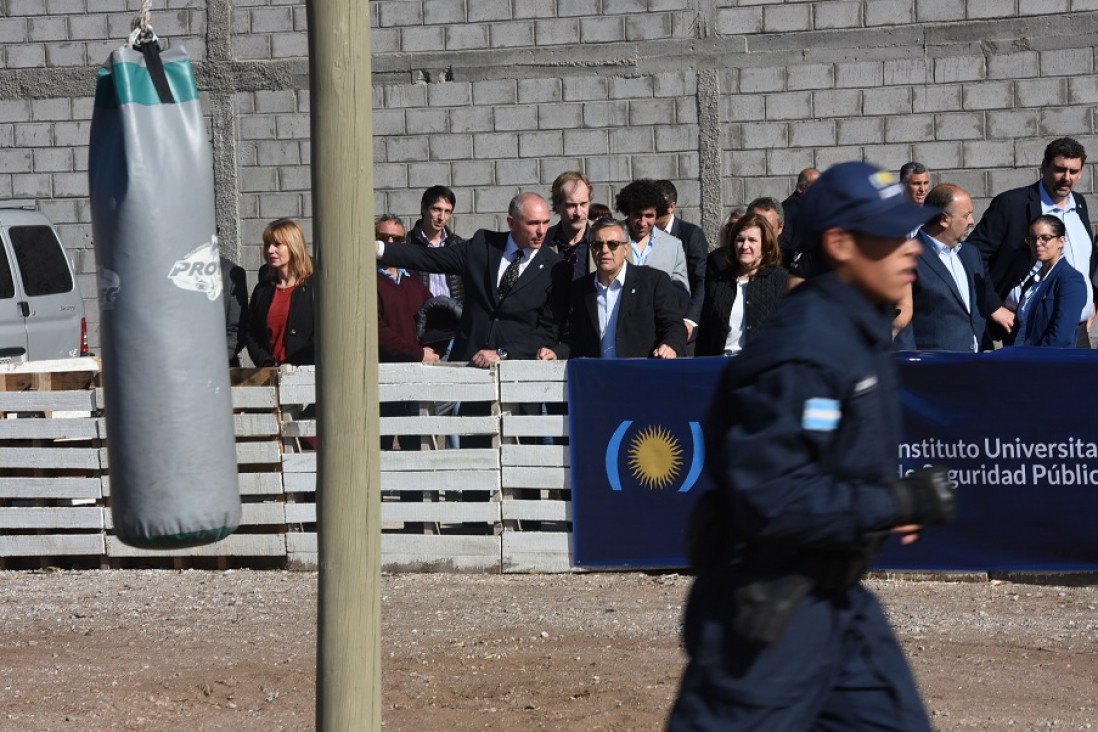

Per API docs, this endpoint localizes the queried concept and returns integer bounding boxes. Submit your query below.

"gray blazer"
[632,229,690,314]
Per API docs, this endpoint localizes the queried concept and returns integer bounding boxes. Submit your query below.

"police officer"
[669,162,957,731]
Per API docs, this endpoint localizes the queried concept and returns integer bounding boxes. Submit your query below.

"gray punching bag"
[88,41,241,548]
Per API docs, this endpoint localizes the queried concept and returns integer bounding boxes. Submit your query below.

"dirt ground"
[2,570,1097,730]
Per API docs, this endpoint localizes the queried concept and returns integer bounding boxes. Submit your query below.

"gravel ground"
[2,570,1097,730]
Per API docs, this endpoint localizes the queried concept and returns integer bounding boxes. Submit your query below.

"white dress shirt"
[1040,181,1093,321]
[723,276,749,356]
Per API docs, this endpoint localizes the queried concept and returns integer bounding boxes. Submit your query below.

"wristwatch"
[496,348,509,360]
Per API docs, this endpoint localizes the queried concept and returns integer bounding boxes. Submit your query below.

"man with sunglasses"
[375,215,439,366]
[538,218,686,360]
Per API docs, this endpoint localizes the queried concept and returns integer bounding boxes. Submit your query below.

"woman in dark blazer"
[696,212,789,356]
[246,218,316,366]
[1012,214,1088,348]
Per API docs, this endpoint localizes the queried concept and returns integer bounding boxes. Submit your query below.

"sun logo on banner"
[627,426,683,490]
[605,420,705,493]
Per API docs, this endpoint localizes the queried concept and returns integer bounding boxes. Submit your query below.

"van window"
[9,225,74,296]
[0,243,14,299]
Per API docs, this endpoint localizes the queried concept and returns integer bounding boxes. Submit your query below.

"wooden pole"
[307,0,379,728]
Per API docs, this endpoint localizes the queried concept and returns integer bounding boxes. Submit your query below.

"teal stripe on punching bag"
[94,57,199,109]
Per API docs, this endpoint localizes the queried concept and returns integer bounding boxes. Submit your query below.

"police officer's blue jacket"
[704,271,904,554]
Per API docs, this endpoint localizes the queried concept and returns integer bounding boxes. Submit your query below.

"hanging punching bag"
[88,30,241,549]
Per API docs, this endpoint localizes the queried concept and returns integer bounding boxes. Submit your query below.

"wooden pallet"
[0,358,104,568]
[498,361,574,572]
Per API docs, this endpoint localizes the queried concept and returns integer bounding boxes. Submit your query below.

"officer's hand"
[536,347,557,361]
[892,524,923,545]
[889,466,956,527]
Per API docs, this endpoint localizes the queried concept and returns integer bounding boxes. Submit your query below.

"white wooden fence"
[0,358,574,572]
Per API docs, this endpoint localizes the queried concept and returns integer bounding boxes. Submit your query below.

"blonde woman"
[246,218,316,366]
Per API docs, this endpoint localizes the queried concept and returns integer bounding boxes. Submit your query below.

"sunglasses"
[377,233,405,243]
[590,240,627,252]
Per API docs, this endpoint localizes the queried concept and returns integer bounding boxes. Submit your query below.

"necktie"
[498,249,524,298]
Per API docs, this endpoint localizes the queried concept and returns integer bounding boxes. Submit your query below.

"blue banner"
[568,357,725,567]
[569,349,1098,571]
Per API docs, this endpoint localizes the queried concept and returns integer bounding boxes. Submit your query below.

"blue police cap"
[797,161,938,250]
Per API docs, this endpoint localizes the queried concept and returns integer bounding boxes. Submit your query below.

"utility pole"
[307,0,380,728]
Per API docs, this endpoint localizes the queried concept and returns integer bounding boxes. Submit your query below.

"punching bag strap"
[128,0,174,103]
[138,41,175,104]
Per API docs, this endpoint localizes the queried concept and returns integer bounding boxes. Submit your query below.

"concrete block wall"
[1,0,1097,350]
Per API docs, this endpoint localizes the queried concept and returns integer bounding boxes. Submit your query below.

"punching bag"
[88,38,241,548]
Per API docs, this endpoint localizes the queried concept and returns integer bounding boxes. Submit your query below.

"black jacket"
[408,220,466,304]
[706,271,904,550]
[246,279,315,366]
[669,216,709,325]
[779,190,805,263]
[546,220,592,281]
[552,264,687,359]
[221,257,249,365]
[696,249,789,357]
[379,230,572,361]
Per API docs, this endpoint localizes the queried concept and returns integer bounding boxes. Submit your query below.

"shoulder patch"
[802,397,841,432]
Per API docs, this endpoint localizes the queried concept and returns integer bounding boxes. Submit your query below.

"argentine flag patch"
[802,398,841,432]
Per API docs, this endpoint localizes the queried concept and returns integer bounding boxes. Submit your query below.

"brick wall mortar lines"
[2,4,1098,350]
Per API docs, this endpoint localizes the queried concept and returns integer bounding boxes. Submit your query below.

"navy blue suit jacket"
[967,182,1095,313]
[1019,260,1089,347]
[379,230,572,361]
[898,233,988,352]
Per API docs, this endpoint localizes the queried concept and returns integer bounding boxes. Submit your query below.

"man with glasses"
[376,214,438,365]
[538,218,685,360]
[375,215,436,460]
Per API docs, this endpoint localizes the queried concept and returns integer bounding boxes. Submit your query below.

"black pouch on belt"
[732,573,815,647]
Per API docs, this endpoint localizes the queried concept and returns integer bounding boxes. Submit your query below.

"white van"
[0,208,87,363]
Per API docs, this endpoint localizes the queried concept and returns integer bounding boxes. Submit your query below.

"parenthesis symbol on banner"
[605,420,632,491]
[678,421,705,493]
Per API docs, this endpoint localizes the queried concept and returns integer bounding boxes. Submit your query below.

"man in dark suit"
[778,167,819,260]
[895,184,987,352]
[538,218,686,360]
[376,192,572,367]
[656,179,708,349]
[967,137,1096,346]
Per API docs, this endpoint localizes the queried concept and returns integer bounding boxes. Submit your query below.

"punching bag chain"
[128,0,158,49]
